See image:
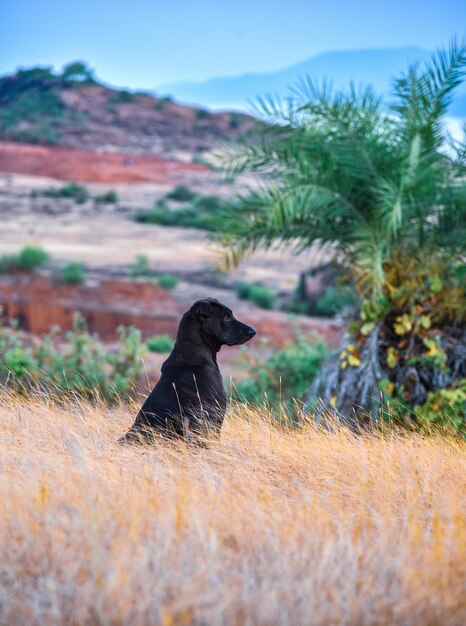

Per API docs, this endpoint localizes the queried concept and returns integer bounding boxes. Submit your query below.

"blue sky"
[0,0,465,89]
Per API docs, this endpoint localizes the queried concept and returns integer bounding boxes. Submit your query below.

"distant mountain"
[160,48,466,117]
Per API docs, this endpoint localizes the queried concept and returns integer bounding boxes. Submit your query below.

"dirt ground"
[0,173,327,291]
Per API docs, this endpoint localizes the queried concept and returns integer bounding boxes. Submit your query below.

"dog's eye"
[224,314,231,321]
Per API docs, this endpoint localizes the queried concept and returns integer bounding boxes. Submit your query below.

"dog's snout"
[247,327,256,337]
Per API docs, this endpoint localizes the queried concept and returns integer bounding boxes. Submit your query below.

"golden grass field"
[0,393,465,626]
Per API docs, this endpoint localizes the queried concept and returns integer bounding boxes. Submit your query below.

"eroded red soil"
[0,274,183,339]
[0,274,342,348]
[0,142,209,183]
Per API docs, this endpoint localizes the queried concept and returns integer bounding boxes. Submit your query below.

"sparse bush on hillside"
[194,108,211,120]
[31,185,117,205]
[135,206,177,227]
[0,67,65,144]
[15,246,49,271]
[61,61,96,85]
[0,255,17,274]
[235,282,276,310]
[154,96,173,110]
[236,282,253,300]
[194,195,222,211]
[70,109,88,128]
[107,90,134,105]
[156,274,178,290]
[59,262,85,285]
[249,285,276,310]
[14,122,62,145]
[146,334,174,353]
[0,247,50,273]
[315,285,359,317]
[229,112,241,129]
[0,313,144,400]
[31,182,89,204]
[166,185,197,202]
[94,190,118,203]
[135,193,232,233]
[130,255,152,279]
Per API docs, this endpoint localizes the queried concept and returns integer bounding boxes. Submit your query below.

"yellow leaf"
[420,315,431,329]
[386,346,399,369]
[340,351,347,359]
[341,361,348,370]
[394,314,412,335]
[330,395,337,407]
[423,338,439,358]
[348,354,361,367]
[430,275,443,293]
[361,322,375,336]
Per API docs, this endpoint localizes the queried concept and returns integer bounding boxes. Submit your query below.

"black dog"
[119,298,256,444]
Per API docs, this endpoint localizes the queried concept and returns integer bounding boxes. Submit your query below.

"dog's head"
[191,298,256,348]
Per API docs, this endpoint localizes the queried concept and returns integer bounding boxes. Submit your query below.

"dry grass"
[0,393,465,626]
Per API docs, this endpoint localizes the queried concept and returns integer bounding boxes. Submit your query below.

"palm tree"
[221,41,466,431]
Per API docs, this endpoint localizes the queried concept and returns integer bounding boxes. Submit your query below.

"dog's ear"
[195,299,213,321]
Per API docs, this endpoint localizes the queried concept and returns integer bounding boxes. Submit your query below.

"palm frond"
[392,38,466,148]
[220,42,465,296]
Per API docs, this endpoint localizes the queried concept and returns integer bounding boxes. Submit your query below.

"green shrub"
[166,185,197,202]
[235,282,276,309]
[14,122,62,145]
[61,61,96,85]
[157,274,178,290]
[234,337,329,408]
[154,96,172,110]
[250,285,276,310]
[194,108,211,120]
[0,314,144,401]
[135,193,230,233]
[16,246,49,271]
[283,298,310,315]
[108,90,134,105]
[56,182,88,203]
[236,282,253,300]
[135,206,172,226]
[229,112,241,129]
[194,195,222,211]
[0,255,17,274]
[130,255,152,279]
[0,67,66,145]
[412,381,466,435]
[377,377,466,436]
[60,262,85,285]
[33,182,89,204]
[315,285,358,317]
[146,334,174,353]
[94,190,118,203]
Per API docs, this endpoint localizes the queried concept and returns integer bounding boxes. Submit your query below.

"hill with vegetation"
[0,62,254,158]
